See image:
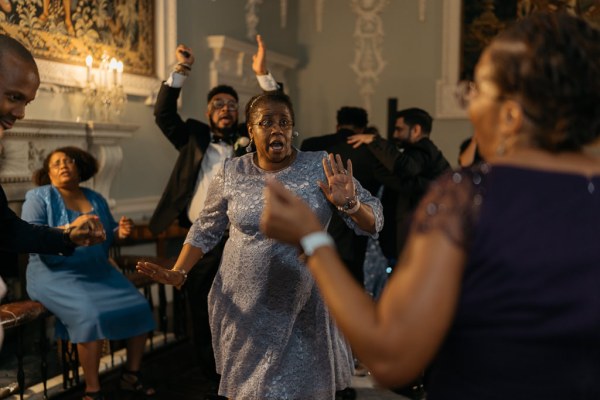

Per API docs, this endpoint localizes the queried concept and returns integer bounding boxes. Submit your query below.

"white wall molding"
[1,120,138,206]
[435,0,468,119]
[111,195,161,221]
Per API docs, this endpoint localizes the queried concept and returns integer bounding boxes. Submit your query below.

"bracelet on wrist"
[173,268,188,287]
[300,232,335,256]
[337,197,361,215]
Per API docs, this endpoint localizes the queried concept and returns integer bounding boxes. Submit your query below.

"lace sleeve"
[411,164,489,250]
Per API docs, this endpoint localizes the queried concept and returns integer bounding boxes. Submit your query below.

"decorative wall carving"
[349,0,389,113]
[245,0,263,40]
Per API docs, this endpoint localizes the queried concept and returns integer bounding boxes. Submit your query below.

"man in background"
[348,107,450,268]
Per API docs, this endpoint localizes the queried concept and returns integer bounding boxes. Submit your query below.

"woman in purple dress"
[261,12,600,399]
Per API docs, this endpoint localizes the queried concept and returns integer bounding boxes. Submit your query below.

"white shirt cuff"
[256,71,279,91]
[165,71,187,88]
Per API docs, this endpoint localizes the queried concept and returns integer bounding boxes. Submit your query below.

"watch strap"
[300,232,335,256]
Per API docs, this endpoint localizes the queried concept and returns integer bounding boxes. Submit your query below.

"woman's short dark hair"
[33,146,98,186]
[489,12,600,151]
[245,92,295,127]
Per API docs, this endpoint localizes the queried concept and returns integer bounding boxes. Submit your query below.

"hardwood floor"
[47,339,409,400]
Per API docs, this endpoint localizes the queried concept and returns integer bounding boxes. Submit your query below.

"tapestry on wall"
[460,0,600,81]
[0,0,154,76]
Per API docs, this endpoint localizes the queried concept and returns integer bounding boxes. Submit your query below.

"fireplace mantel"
[1,119,138,207]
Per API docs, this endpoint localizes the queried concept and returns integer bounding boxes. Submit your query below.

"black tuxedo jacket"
[149,84,248,235]
[1,184,74,272]
[367,136,451,259]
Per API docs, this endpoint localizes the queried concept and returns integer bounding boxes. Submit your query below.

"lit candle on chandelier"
[109,57,118,88]
[85,55,93,84]
[116,60,123,86]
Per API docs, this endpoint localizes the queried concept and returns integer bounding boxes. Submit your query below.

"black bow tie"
[211,135,235,145]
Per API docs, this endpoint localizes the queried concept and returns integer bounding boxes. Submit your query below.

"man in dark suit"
[0,34,105,344]
[301,107,384,285]
[348,107,451,267]
[149,35,279,389]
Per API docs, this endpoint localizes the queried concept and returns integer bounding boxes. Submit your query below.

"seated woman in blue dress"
[22,146,156,400]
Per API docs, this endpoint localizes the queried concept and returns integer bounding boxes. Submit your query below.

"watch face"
[344,199,357,210]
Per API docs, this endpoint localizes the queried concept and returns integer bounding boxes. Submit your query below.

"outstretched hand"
[68,214,106,246]
[260,178,322,246]
[252,34,268,75]
[347,133,376,149]
[136,261,185,289]
[318,154,356,208]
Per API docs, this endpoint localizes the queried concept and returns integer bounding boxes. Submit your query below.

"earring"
[496,138,506,156]
[246,138,254,153]
[292,131,299,138]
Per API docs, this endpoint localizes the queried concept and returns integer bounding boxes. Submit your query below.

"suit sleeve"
[0,188,74,256]
[367,137,430,179]
[154,83,210,150]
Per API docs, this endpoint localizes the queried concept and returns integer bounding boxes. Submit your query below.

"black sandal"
[120,369,156,396]
[83,390,104,400]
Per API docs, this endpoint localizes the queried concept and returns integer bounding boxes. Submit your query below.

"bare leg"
[62,0,75,35]
[125,333,147,371]
[121,333,155,395]
[77,340,103,394]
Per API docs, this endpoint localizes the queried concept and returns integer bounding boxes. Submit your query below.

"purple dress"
[416,164,600,399]
[185,151,383,400]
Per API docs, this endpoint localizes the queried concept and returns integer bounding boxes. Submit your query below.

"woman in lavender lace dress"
[138,92,383,399]
[261,12,600,400]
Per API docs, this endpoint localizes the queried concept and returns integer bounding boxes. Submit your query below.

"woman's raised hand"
[318,153,356,208]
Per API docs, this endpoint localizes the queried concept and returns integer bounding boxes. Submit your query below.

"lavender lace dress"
[185,150,383,400]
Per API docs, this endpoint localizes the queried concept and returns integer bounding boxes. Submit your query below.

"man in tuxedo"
[348,107,451,267]
[0,34,105,344]
[149,35,279,389]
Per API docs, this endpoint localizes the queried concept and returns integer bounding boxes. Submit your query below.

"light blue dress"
[22,185,155,343]
[185,151,384,400]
